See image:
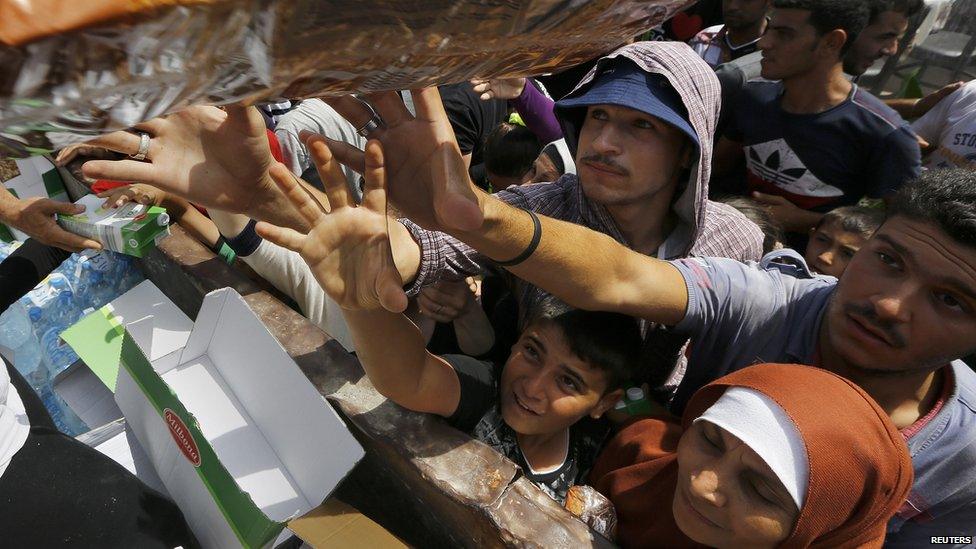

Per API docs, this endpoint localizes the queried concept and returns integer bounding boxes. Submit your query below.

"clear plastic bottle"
[75,251,117,309]
[38,292,81,378]
[0,302,33,350]
[28,306,49,342]
[12,335,45,390]
[24,273,72,315]
[38,383,88,436]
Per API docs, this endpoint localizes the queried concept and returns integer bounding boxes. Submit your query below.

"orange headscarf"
[590,364,913,548]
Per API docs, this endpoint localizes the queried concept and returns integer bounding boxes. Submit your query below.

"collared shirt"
[402,41,763,386]
[690,24,763,68]
[670,256,976,545]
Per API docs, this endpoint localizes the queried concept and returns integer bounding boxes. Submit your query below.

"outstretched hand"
[322,88,484,233]
[470,78,527,101]
[256,136,408,313]
[79,105,276,216]
[752,191,822,233]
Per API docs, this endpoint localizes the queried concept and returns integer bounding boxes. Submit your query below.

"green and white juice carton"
[57,194,170,257]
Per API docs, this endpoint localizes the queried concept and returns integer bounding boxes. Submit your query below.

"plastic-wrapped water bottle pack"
[0,240,146,436]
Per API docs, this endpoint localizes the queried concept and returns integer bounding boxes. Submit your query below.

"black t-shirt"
[443,354,609,505]
[439,83,509,190]
[725,81,921,212]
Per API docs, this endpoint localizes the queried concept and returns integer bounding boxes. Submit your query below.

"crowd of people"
[1,0,975,546]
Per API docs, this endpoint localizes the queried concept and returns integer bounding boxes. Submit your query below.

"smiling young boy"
[444,298,640,502]
[350,286,639,504]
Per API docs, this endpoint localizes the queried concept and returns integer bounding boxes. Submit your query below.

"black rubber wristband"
[493,209,541,267]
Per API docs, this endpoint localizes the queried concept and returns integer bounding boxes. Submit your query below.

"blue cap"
[555,60,699,148]
[29,307,42,322]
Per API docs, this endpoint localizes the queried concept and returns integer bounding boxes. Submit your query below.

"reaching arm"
[316,88,690,323]
[451,287,495,356]
[470,78,563,144]
[451,187,689,325]
[256,136,462,416]
[343,307,461,416]
[417,278,495,356]
[78,105,325,233]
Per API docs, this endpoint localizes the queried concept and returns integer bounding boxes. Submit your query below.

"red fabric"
[90,179,128,194]
[267,129,284,162]
[900,366,953,440]
[591,364,914,549]
[746,171,839,211]
[589,417,702,548]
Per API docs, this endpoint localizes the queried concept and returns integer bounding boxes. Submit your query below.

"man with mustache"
[388,41,764,340]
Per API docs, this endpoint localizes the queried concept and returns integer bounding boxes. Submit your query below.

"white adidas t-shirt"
[912,80,976,170]
[0,356,30,478]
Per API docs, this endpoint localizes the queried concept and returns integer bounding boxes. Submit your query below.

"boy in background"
[804,206,884,278]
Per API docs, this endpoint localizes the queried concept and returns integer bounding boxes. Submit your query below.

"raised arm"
[257,136,461,417]
[322,88,690,325]
[453,174,688,325]
[471,78,563,144]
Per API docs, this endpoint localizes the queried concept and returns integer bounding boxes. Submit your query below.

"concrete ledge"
[139,226,613,547]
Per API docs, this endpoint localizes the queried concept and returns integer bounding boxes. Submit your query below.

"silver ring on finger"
[353,99,386,138]
[436,304,444,315]
[130,132,150,161]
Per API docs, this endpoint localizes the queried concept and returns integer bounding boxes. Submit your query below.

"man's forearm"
[452,299,495,357]
[451,193,688,324]
[783,208,824,233]
[885,98,920,119]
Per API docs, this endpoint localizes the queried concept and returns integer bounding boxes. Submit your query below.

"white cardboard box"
[58,279,196,427]
[66,282,365,548]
